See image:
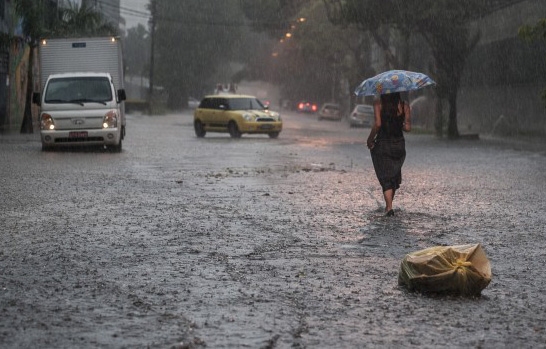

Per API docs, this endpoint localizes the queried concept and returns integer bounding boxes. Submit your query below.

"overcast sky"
[120,0,150,29]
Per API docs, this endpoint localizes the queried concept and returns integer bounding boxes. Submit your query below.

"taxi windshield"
[228,98,264,110]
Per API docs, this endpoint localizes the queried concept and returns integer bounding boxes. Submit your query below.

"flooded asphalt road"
[1,110,546,348]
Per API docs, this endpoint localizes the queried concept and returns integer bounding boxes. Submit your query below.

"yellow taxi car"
[193,94,282,138]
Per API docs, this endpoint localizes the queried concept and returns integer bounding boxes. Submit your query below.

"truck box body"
[35,37,126,151]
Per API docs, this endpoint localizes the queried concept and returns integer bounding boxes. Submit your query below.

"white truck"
[32,37,126,151]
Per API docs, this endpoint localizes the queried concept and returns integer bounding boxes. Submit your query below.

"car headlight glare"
[40,113,55,130]
[103,110,118,128]
[269,111,281,121]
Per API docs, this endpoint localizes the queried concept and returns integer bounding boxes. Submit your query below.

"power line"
[95,0,151,23]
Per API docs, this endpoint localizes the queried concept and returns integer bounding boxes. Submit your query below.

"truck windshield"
[44,77,112,104]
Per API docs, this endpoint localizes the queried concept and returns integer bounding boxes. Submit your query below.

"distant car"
[193,94,282,138]
[188,97,200,109]
[348,104,374,127]
[318,103,341,121]
[297,101,318,113]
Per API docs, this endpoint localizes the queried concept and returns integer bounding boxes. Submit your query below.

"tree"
[239,0,312,37]
[419,13,481,139]
[323,0,413,70]
[151,0,245,109]
[124,24,150,80]
[519,18,546,105]
[406,1,486,139]
[54,2,118,37]
[281,2,373,104]
[239,1,372,107]
[12,0,50,133]
[323,0,489,139]
[519,18,546,40]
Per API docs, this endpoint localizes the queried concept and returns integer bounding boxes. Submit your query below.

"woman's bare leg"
[384,189,394,212]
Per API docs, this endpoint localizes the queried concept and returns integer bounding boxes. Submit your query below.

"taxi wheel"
[194,120,206,137]
[268,132,279,139]
[228,121,242,138]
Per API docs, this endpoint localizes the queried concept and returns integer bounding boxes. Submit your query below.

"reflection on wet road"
[1,109,545,348]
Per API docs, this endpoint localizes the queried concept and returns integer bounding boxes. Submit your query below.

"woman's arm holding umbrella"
[367,99,382,149]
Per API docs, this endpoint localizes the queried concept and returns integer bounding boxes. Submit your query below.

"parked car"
[348,104,374,127]
[193,94,282,138]
[318,103,341,121]
[297,101,318,113]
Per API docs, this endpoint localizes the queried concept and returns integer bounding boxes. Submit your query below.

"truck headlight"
[40,113,55,130]
[103,110,118,128]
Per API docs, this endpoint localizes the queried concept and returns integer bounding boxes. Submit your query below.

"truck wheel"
[194,120,206,137]
[41,143,52,152]
[228,121,241,138]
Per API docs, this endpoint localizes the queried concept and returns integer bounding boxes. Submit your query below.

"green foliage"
[518,18,546,41]
[239,0,311,36]
[518,18,546,106]
[13,0,50,44]
[124,24,150,77]
[53,2,118,37]
[239,1,371,104]
[12,0,116,41]
[323,0,491,138]
[152,0,245,108]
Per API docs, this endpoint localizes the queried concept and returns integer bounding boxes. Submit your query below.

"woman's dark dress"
[370,106,406,192]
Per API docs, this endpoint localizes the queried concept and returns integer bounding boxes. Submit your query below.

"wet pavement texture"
[1,111,546,348]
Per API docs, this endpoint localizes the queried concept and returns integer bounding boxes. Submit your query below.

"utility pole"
[148,0,156,115]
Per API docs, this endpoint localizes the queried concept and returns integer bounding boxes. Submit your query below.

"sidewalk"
[480,133,546,153]
[0,131,40,143]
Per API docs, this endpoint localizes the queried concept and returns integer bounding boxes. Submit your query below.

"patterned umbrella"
[354,70,436,96]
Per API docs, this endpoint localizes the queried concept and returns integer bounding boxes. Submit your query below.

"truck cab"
[33,72,126,151]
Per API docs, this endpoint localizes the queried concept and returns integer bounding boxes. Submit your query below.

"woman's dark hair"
[380,92,401,116]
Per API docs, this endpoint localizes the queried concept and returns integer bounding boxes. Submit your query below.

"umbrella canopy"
[355,70,436,96]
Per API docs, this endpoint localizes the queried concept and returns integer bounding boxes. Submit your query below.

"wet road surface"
[1,110,546,348]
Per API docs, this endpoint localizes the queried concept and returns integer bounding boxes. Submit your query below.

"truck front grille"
[55,137,104,143]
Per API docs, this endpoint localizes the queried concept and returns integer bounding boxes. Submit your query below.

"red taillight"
[298,103,304,109]
[312,105,317,111]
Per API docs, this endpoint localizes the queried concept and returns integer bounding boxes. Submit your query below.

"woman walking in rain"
[366,92,411,216]
[355,70,434,216]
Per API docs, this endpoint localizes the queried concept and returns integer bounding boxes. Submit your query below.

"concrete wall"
[472,0,545,45]
[458,82,545,136]
[460,0,546,136]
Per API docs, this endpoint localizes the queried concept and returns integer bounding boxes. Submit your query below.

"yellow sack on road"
[398,244,492,296]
